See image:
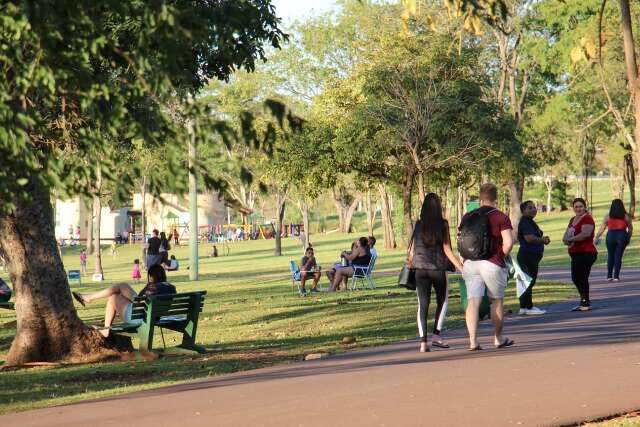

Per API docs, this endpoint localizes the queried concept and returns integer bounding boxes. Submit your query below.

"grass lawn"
[0,177,636,414]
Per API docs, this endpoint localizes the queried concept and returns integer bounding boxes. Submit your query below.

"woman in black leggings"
[409,193,463,353]
[563,198,597,311]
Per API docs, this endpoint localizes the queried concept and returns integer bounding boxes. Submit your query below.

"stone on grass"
[305,352,329,361]
[342,336,356,344]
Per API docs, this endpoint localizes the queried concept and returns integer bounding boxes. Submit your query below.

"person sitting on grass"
[329,237,371,292]
[72,264,176,338]
[162,255,179,271]
[299,247,321,295]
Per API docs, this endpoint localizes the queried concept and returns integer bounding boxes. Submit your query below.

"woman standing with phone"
[563,198,597,311]
[408,193,463,353]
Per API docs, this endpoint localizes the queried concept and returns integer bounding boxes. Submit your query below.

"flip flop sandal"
[432,341,450,349]
[468,345,483,351]
[496,338,514,349]
[72,292,86,307]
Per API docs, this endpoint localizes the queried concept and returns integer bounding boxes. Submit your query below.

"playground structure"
[195,223,305,243]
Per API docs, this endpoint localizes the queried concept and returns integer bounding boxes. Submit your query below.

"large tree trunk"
[331,188,361,233]
[443,185,452,224]
[417,173,425,205]
[85,199,94,255]
[625,153,637,218]
[544,175,553,216]
[365,189,375,236]
[456,186,464,226]
[508,178,524,230]
[618,0,640,183]
[0,180,113,365]
[274,191,286,256]
[93,195,103,275]
[301,202,310,249]
[343,198,360,234]
[377,184,396,249]
[401,167,416,245]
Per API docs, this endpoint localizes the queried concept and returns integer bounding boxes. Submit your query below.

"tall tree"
[0,0,286,365]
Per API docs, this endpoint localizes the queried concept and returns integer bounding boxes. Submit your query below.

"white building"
[54,192,227,243]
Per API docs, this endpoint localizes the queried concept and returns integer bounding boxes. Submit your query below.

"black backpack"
[457,208,496,260]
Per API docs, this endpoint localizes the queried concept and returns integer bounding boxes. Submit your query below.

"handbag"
[398,265,416,290]
[398,237,416,290]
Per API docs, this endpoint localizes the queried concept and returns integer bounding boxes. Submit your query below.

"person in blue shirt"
[299,247,321,295]
[517,201,551,315]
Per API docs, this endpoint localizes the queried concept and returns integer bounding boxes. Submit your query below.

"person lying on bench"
[72,264,176,338]
[162,255,179,271]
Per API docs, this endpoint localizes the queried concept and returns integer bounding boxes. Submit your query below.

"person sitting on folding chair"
[300,247,321,295]
[329,237,371,292]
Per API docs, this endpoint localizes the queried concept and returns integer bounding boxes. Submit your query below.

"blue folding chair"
[350,254,377,290]
[289,260,302,294]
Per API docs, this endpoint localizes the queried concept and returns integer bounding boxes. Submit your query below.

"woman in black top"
[73,264,176,338]
[408,193,463,352]
[517,201,550,315]
[329,237,371,291]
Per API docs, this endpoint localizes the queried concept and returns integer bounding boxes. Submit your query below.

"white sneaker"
[518,308,527,315]
[525,307,546,315]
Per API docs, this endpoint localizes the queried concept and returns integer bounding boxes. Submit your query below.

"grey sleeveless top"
[411,220,448,270]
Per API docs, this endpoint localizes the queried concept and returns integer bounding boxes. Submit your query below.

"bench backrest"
[130,291,206,323]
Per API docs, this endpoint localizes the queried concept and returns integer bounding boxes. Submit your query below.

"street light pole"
[188,119,199,281]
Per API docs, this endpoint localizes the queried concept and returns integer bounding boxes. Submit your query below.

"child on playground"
[79,249,87,276]
[132,259,141,282]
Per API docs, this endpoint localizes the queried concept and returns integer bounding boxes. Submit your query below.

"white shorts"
[463,260,508,299]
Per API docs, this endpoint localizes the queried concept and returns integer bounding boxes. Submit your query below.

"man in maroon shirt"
[461,184,514,351]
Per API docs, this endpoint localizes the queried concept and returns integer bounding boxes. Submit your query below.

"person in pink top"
[563,198,597,311]
[79,249,87,276]
[132,259,142,283]
[594,199,633,281]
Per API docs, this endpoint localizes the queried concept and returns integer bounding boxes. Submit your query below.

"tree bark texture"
[331,188,361,233]
[544,176,553,216]
[365,189,375,237]
[508,179,524,230]
[301,202,310,249]
[377,184,397,249]
[274,191,286,256]
[417,173,425,205]
[93,195,103,275]
[0,180,113,365]
[85,198,94,255]
[401,167,416,245]
[456,186,464,226]
[618,0,640,180]
[625,153,637,217]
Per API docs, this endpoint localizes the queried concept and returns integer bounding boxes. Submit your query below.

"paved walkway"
[3,268,640,427]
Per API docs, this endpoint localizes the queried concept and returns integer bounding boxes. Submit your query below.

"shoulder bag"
[398,236,416,291]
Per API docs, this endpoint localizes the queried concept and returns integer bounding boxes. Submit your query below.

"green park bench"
[0,301,14,310]
[110,291,207,353]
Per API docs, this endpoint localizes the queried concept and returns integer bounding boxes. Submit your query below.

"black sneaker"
[310,288,320,293]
